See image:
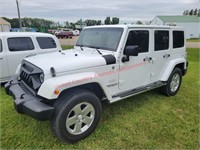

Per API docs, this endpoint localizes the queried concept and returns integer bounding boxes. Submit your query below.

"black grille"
[20,61,43,91]
[20,70,33,88]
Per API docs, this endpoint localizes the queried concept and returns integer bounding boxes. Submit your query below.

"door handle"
[0,57,3,60]
[143,57,152,62]
[26,54,36,58]
[163,54,170,58]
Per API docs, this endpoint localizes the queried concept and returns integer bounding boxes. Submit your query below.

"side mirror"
[124,45,139,56]
[122,46,139,62]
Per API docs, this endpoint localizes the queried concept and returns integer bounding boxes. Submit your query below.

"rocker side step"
[110,81,166,103]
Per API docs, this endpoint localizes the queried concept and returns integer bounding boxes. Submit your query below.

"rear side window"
[125,30,149,53]
[155,30,169,51]
[36,37,56,49]
[0,39,2,53]
[173,31,184,48]
[8,37,34,51]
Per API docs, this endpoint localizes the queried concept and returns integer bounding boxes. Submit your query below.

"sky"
[0,0,199,24]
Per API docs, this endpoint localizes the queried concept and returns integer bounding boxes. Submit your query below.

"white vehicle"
[72,29,80,36]
[5,25,188,143]
[0,32,62,83]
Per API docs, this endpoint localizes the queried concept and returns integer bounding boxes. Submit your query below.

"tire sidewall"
[167,68,182,96]
[52,91,102,143]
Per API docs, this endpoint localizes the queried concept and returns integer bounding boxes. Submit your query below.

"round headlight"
[39,74,44,83]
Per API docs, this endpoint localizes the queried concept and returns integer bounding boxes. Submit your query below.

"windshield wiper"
[95,48,102,55]
[88,46,102,55]
[80,46,84,51]
[76,44,84,51]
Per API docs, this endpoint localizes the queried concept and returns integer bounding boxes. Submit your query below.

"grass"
[187,38,200,42]
[61,45,74,50]
[0,48,199,149]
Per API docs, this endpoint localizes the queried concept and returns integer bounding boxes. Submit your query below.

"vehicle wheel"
[51,89,102,143]
[161,68,182,96]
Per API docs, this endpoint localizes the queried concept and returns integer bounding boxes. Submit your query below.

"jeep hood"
[24,49,115,75]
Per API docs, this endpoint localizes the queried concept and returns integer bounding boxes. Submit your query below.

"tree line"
[3,16,120,32]
[183,8,200,16]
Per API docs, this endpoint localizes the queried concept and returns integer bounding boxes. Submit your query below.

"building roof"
[0,17,11,25]
[157,15,200,23]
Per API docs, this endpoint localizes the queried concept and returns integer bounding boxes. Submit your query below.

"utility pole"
[16,0,22,29]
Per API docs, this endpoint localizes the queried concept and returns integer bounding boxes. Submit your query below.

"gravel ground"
[186,42,200,48]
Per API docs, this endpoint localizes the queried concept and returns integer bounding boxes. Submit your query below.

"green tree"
[194,9,198,15]
[97,20,101,25]
[84,19,102,26]
[189,9,194,15]
[183,10,189,15]
[136,21,143,25]
[69,22,75,30]
[65,21,69,28]
[198,9,200,16]
[3,17,19,28]
[182,9,200,16]
[3,17,60,31]
[104,17,111,25]
[84,20,96,26]
[111,17,119,24]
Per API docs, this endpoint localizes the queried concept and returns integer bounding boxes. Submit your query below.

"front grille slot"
[20,70,33,88]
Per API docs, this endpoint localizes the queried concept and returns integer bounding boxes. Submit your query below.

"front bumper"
[5,76,54,120]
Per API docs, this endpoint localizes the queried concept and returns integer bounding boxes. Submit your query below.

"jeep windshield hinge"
[50,67,56,77]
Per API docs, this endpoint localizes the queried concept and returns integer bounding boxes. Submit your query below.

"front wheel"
[51,89,102,143]
[161,68,182,96]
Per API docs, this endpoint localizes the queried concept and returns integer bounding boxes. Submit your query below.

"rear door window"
[155,30,169,51]
[8,37,34,51]
[173,31,184,48]
[36,37,57,49]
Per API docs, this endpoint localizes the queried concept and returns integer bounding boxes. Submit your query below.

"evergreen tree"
[189,9,194,15]
[136,21,143,25]
[194,9,198,15]
[111,17,119,24]
[198,9,200,16]
[104,17,111,25]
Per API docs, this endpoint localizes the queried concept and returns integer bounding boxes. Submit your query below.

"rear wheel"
[161,68,182,96]
[51,89,102,143]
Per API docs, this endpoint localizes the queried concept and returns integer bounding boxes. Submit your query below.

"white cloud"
[1,0,199,23]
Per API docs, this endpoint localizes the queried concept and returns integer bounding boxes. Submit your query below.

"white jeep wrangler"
[5,25,188,143]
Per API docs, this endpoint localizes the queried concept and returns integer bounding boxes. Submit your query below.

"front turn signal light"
[54,89,60,95]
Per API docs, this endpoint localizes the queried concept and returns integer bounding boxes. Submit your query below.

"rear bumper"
[5,76,54,120]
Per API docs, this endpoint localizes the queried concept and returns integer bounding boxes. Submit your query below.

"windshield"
[76,27,124,52]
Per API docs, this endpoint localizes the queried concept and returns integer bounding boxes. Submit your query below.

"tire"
[51,89,102,143]
[161,68,182,96]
